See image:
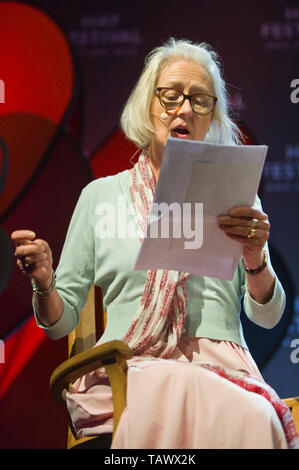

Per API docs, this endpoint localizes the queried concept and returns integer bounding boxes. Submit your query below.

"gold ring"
[247,218,258,239]
[248,227,256,239]
[20,257,31,271]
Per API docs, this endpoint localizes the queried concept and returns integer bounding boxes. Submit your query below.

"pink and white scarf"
[122,152,190,358]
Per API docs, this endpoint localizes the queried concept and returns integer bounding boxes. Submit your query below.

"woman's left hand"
[218,206,270,269]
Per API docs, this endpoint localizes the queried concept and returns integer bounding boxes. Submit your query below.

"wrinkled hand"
[218,206,270,268]
[11,230,53,289]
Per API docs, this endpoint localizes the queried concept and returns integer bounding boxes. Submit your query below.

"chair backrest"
[67,284,107,449]
[68,285,105,358]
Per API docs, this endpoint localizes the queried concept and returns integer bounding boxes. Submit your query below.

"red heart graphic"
[0,1,75,218]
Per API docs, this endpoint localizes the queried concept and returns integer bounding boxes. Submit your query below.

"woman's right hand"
[11,230,53,289]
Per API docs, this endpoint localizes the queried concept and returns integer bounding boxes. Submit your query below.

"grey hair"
[120,38,242,148]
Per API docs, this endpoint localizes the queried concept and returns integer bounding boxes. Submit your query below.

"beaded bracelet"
[31,270,56,297]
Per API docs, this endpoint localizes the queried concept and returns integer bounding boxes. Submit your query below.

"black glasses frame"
[154,87,217,116]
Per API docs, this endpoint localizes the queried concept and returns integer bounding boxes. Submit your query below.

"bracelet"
[242,250,267,275]
[31,270,56,297]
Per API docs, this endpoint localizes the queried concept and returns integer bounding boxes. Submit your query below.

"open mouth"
[171,127,190,138]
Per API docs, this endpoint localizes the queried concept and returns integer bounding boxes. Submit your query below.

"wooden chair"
[50,285,133,449]
[50,285,299,449]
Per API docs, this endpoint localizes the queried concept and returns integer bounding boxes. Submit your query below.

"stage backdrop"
[0,0,298,448]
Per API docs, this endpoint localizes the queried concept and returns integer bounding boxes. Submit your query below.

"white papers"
[134,137,268,280]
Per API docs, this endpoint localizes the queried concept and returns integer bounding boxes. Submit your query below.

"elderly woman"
[12,38,296,449]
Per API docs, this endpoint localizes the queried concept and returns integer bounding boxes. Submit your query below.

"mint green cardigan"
[34,170,285,348]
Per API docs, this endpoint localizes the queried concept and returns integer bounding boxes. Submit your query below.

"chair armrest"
[283,396,299,434]
[50,340,133,405]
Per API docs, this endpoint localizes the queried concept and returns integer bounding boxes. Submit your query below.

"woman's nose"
[177,97,193,116]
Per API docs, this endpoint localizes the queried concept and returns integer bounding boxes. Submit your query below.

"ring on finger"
[247,227,256,239]
[247,218,259,239]
[20,256,33,272]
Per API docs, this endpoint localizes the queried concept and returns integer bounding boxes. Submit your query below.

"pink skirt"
[66,338,291,449]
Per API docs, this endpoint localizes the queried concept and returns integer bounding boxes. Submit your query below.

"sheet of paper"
[134,137,268,280]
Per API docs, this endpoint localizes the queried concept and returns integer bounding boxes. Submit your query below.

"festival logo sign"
[260,4,299,51]
[68,12,143,58]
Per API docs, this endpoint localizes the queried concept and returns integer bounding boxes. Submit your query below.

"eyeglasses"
[154,87,217,116]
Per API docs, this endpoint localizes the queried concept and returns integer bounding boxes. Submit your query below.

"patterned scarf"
[122,152,190,358]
